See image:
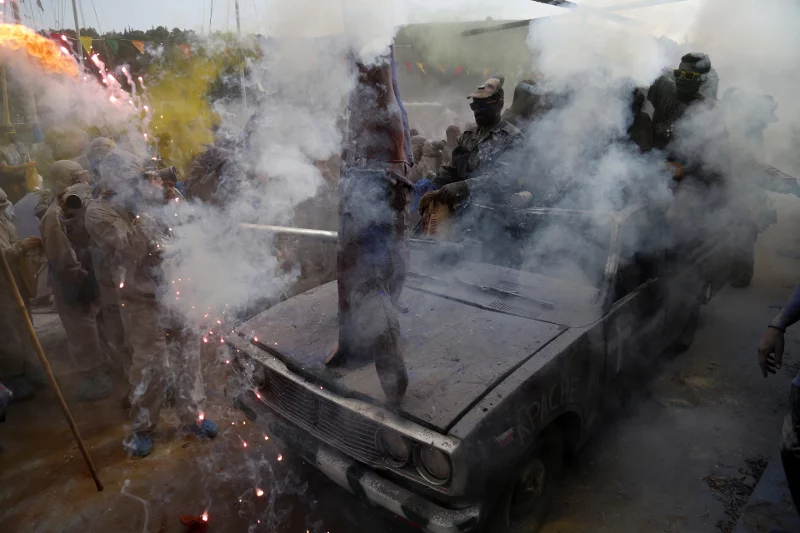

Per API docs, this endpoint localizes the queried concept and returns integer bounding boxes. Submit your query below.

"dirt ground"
[1,193,799,533]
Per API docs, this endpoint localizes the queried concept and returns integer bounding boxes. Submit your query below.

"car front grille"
[260,367,384,467]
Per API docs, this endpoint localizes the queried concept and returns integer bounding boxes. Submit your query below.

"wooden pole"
[70,0,84,68]
[234,0,247,108]
[0,248,103,491]
[0,65,11,127]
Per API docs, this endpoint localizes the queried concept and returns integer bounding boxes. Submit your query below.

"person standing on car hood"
[418,75,524,213]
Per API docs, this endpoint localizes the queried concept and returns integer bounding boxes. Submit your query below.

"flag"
[417,62,426,75]
[79,36,93,54]
[131,40,145,54]
[454,66,463,76]
[178,44,191,59]
[405,62,411,74]
[106,39,119,55]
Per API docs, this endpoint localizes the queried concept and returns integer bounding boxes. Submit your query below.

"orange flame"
[0,24,78,76]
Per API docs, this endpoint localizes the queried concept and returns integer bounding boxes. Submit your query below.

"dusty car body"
[228,203,733,533]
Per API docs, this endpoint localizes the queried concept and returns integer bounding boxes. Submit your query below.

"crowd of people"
[0,133,218,457]
[0,48,793,467]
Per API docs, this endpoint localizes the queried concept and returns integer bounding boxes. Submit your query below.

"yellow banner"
[79,36,92,54]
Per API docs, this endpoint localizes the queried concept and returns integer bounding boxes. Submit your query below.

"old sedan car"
[227,203,732,533]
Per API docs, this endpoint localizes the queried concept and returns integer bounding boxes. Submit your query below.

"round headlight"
[417,445,452,484]
[378,430,412,466]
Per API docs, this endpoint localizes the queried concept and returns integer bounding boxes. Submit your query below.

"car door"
[604,209,667,381]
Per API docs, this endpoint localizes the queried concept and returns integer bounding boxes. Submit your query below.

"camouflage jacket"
[649,75,729,181]
[432,120,524,203]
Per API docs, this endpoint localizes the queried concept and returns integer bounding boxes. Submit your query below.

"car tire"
[487,426,564,533]
[730,228,756,288]
[671,302,700,353]
[730,253,754,288]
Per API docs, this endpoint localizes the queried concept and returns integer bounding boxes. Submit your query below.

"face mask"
[471,100,501,128]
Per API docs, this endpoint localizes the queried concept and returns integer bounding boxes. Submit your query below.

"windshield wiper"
[452,276,555,309]
[407,272,555,309]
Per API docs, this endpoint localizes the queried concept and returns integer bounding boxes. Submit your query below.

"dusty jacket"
[0,213,34,377]
[432,120,524,203]
[40,201,84,279]
[85,199,160,300]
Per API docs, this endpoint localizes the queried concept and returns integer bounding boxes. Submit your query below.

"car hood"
[236,281,567,432]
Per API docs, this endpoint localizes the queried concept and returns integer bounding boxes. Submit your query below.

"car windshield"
[516,210,616,292]
[411,207,617,315]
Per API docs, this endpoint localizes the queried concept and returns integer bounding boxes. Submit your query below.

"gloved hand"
[509,191,533,208]
[19,236,41,252]
[666,161,686,181]
[758,326,785,377]
[418,181,469,214]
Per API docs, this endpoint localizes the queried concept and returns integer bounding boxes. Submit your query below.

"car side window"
[613,209,665,302]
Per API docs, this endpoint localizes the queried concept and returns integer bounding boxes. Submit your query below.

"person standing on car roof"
[757,283,800,520]
[418,75,525,213]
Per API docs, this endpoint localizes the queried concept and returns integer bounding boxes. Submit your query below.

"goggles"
[673,69,704,82]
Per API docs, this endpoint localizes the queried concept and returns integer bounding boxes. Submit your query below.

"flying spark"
[256,488,264,497]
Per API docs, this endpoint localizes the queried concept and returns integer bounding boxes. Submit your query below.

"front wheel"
[487,427,564,533]
[671,301,700,354]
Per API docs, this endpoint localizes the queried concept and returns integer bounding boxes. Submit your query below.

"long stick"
[234,0,247,108]
[70,0,84,68]
[0,248,103,491]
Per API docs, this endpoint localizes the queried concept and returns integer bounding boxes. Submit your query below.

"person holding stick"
[0,186,41,400]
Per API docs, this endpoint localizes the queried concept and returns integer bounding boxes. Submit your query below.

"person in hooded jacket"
[85,150,217,457]
[40,161,113,401]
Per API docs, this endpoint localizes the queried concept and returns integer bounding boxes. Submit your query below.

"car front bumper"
[235,390,481,533]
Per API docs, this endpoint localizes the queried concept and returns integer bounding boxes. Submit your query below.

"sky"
[26,0,696,39]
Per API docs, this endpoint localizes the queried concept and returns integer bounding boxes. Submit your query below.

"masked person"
[40,162,113,401]
[648,54,734,256]
[0,124,39,204]
[418,76,524,214]
[0,187,42,401]
[85,151,216,457]
[84,137,116,184]
[502,79,542,130]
